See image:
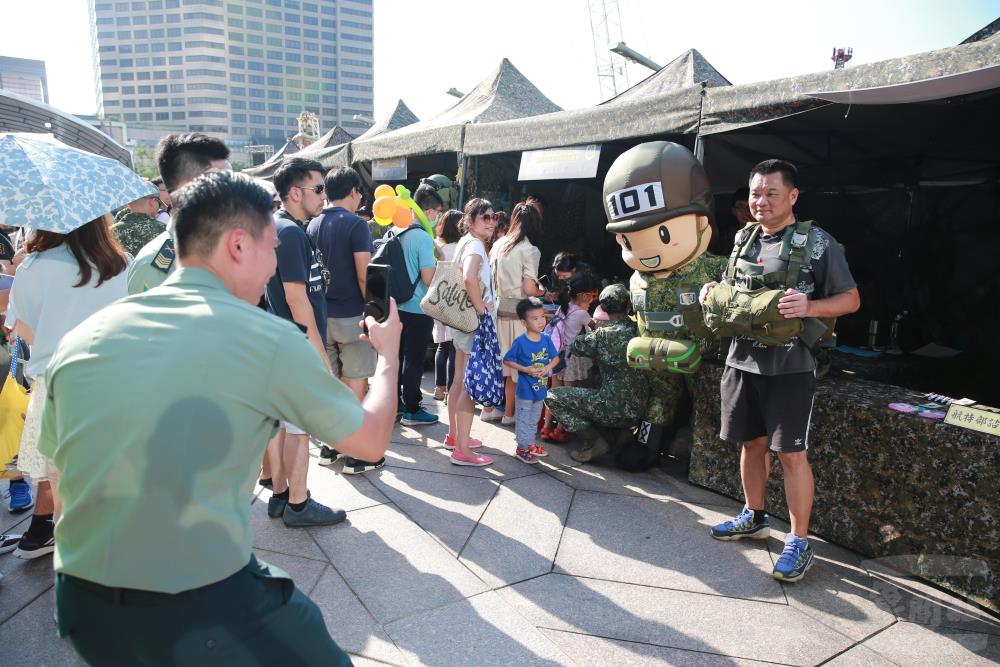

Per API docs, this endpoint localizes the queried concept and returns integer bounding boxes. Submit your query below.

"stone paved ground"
[2,374,999,666]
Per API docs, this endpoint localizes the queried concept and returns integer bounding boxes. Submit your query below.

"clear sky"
[0,0,996,121]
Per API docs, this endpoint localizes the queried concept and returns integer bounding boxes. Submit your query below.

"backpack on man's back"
[371,225,422,304]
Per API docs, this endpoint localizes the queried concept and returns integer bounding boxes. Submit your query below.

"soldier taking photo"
[700,159,860,583]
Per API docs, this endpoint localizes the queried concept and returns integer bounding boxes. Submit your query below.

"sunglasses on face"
[297,184,325,195]
[478,213,496,222]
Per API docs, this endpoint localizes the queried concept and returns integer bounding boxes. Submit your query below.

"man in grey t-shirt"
[699,159,860,584]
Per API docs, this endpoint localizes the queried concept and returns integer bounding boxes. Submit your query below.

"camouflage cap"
[598,283,631,314]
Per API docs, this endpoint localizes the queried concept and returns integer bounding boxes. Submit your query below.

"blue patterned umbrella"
[0,133,157,233]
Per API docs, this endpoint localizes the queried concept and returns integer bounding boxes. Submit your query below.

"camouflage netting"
[700,38,1000,135]
[605,48,731,104]
[688,362,1000,613]
[352,58,562,162]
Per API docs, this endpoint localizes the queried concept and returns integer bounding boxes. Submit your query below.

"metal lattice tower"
[588,0,630,101]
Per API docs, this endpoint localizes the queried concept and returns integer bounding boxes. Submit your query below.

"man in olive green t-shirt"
[40,171,401,666]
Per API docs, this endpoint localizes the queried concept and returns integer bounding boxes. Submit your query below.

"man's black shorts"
[719,366,816,453]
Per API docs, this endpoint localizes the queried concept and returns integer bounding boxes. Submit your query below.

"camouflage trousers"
[644,372,687,426]
[546,387,643,433]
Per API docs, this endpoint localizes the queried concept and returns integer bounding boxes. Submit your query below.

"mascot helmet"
[603,142,712,234]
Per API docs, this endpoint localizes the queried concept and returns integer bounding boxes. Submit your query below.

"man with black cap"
[545,284,649,463]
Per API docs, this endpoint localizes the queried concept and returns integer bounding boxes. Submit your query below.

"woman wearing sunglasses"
[445,199,497,466]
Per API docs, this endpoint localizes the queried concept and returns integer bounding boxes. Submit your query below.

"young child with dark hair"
[502,297,560,464]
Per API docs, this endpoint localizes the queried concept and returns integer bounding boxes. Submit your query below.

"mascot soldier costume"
[604,141,726,470]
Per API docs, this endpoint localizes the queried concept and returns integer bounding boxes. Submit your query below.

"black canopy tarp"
[351,58,561,162]
[0,89,132,167]
[699,39,1000,402]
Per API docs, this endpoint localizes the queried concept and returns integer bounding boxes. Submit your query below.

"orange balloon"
[392,203,412,228]
[374,184,395,200]
[372,195,397,220]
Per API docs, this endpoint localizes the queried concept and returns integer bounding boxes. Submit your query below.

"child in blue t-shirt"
[503,298,560,464]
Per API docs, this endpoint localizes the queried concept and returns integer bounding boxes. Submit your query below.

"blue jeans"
[515,399,544,449]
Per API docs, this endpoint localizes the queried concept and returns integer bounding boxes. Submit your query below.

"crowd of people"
[0,128,859,662]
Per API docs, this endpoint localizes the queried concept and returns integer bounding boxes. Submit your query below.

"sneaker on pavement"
[282,498,347,527]
[443,434,482,450]
[500,415,516,426]
[710,506,770,541]
[14,532,55,559]
[318,445,341,466]
[479,409,502,422]
[6,479,33,513]
[450,451,493,467]
[773,534,815,583]
[341,457,386,475]
[0,533,22,555]
[267,493,288,518]
[401,409,438,426]
[514,448,539,464]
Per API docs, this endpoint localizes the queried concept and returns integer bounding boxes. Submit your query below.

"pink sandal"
[450,450,493,467]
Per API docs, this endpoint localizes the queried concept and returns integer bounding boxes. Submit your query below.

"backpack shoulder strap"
[725,222,760,281]
[784,219,813,289]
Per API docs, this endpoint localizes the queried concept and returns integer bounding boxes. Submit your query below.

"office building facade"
[88,0,373,149]
[0,56,49,103]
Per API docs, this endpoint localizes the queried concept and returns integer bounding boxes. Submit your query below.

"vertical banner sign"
[372,157,407,181]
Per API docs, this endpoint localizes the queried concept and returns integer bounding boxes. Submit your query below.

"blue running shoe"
[401,409,438,426]
[710,506,769,541]
[6,479,33,514]
[773,535,815,583]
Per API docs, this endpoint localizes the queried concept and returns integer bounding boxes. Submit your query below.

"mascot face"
[615,213,712,275]
[603,141,714,276]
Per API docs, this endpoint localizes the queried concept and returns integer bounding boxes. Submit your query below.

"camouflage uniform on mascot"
[603,141,727,471]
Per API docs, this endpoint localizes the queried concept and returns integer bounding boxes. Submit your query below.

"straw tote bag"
[420,239,482,333]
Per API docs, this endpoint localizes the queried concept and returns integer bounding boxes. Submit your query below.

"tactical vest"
[633,271,711,341]
[703,219,834,351]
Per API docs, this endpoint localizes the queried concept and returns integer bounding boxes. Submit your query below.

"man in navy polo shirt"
[264,157,346,525]
[308,167,385,474]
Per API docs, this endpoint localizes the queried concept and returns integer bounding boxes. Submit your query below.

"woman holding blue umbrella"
[0,133,150,559]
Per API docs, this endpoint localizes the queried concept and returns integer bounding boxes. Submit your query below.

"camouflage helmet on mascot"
[419,174,458,210]
[603,141,713,234]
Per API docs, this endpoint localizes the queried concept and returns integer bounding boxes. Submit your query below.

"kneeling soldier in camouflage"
[545,284,650,463]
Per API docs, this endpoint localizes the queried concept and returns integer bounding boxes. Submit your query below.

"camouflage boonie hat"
[598,284,630,314]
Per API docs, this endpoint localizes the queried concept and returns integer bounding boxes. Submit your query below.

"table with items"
[686,358,1000,613]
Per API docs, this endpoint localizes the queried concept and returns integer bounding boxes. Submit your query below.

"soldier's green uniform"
[630,252,727,425]
[127,230,176,295]
[368,219,391,242]
[112,210,166,257]
[546,286,649,459]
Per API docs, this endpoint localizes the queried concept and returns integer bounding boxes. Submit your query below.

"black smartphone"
[364,263,391,323]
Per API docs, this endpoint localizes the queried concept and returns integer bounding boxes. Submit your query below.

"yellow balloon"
[373,195,397,220]
[373,215,392,226]
[374,184,395,200]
